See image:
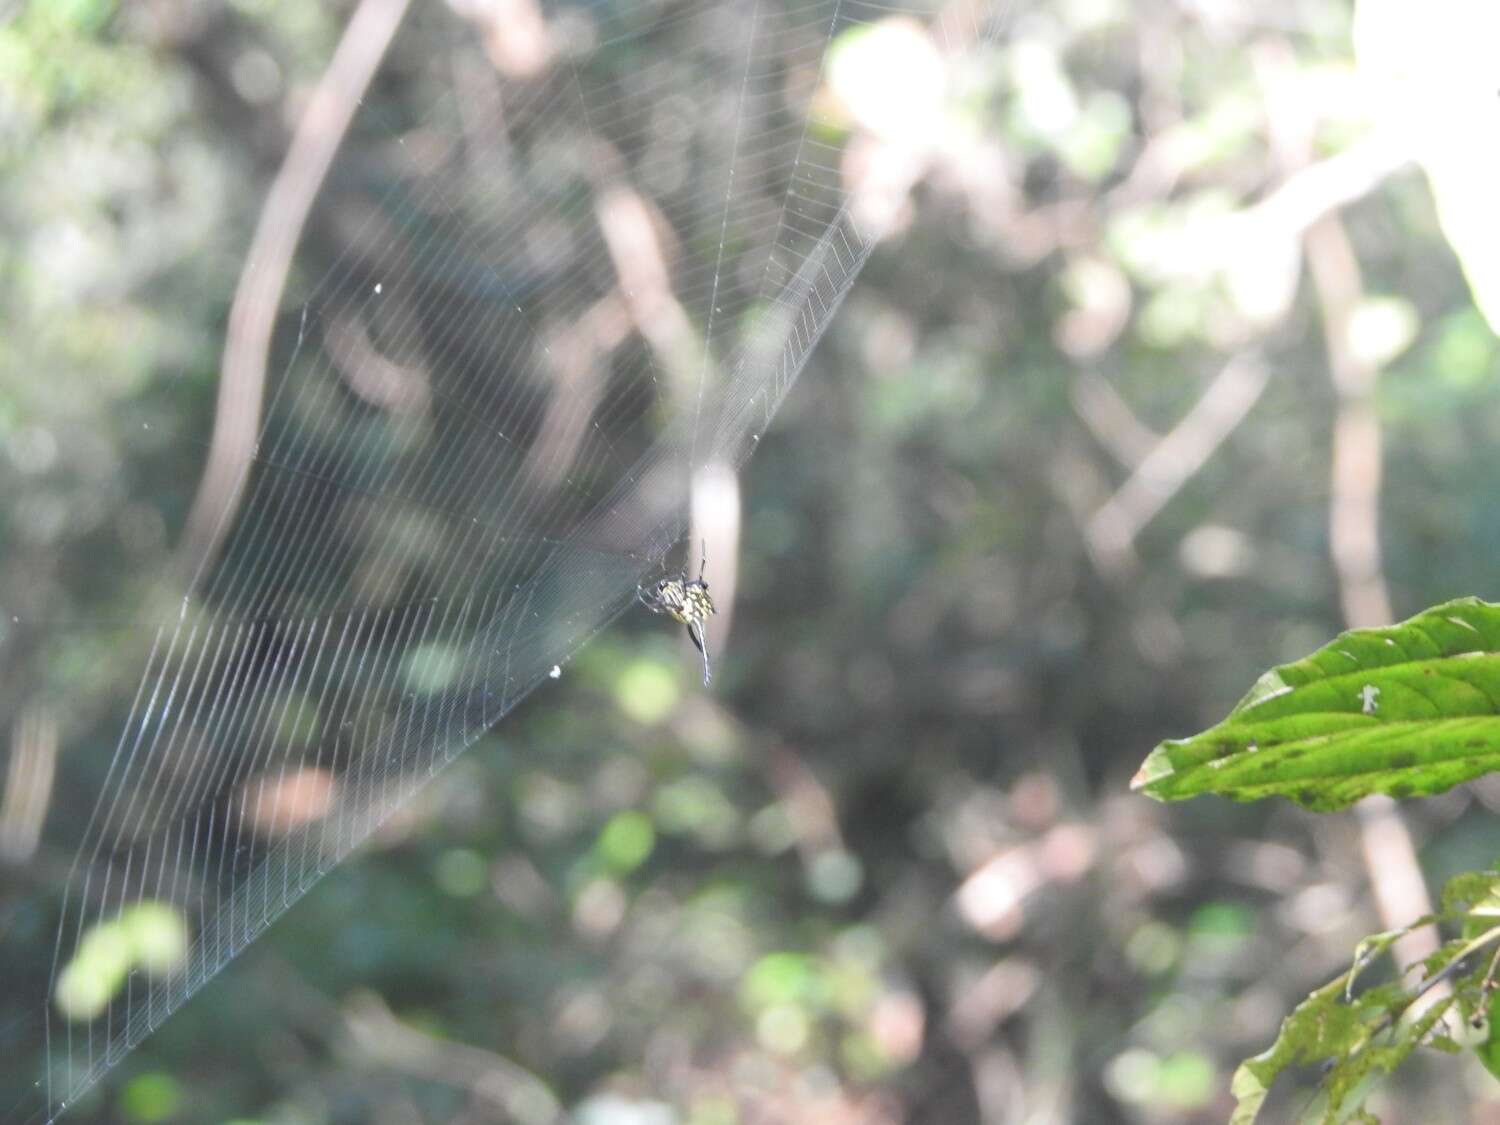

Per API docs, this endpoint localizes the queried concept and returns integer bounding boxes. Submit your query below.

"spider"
[638,540,717,685]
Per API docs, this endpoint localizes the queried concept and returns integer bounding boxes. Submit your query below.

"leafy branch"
[1227,871,1500,1123]
[1135,599,1500,1119]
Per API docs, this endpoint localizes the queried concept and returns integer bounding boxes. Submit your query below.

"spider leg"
[698,539,707,582]
[686,619,711,685]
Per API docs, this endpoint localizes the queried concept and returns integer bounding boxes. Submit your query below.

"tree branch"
[175,0,412,588]
[1306,211,1439,1000]
[1085,353,1270,572]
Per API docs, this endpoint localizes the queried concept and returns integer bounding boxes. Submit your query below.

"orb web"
[0,2,1002,1120]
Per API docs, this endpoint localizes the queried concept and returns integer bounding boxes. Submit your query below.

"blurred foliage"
[3,0,1500,1123]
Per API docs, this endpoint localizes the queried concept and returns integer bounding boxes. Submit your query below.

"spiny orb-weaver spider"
[637,540,717,685]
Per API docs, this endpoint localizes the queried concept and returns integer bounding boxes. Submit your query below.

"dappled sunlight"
[6,0,1500,1121]
[54,903,190,1023]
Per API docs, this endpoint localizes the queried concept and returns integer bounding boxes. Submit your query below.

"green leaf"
[1229,975,1370,1124]
[1442,870,1500,918]
[1230,970,1454,1123]
[1475,992,1500,1080]
[1230,870,1500,1120]
[1133,598,1500,810]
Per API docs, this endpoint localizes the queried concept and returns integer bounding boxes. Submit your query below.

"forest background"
[3,0,1500,1121]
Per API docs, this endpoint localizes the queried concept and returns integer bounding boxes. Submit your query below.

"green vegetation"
[5,0,1500,1122]
[1136,599,1500,810]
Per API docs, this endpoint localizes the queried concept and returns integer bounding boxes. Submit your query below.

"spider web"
[0,1,1000,1120]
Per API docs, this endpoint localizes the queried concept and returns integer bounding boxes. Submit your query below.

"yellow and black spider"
[637,540,717,685]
